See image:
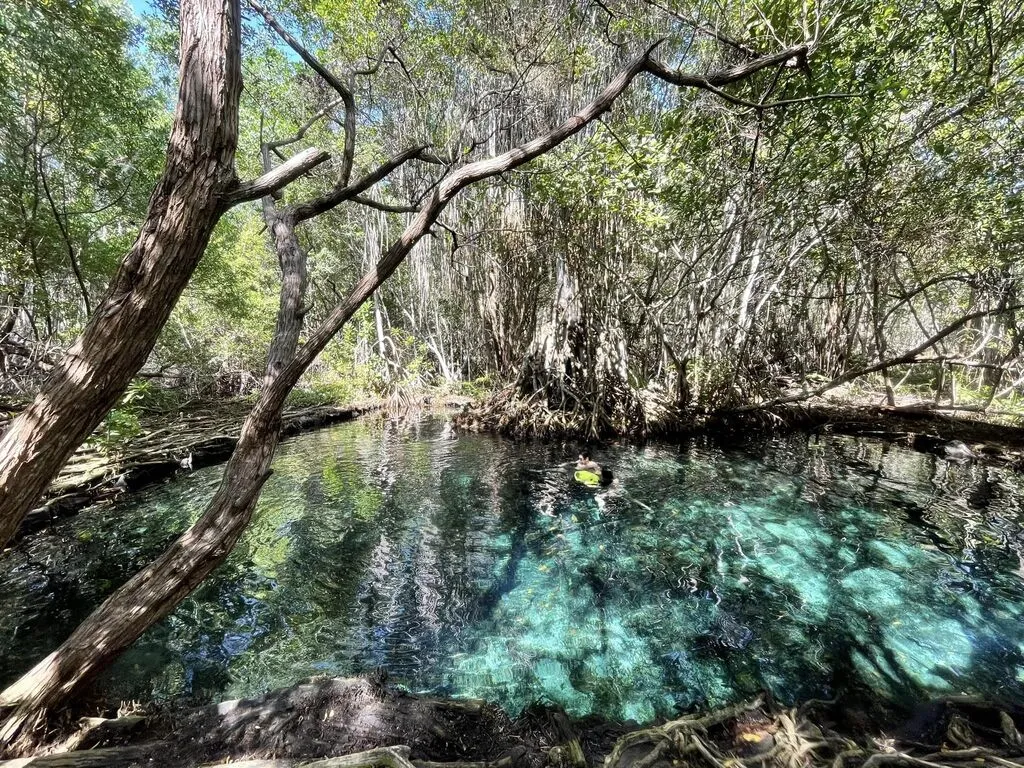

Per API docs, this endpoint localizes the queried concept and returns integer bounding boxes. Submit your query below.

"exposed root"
[3,681,1024,768]
[599,696,1024,768]
[455,380,681,439]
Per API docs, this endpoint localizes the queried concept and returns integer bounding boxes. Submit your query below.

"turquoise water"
[2,417,1024,722]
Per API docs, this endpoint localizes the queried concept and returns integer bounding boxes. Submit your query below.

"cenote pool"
[2,416,1024,723]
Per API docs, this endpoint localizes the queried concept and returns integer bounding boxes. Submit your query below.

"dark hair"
[600,467,614,486]
[580,451,591,460]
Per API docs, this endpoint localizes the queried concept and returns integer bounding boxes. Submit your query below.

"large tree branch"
[291,145,435,223]
[644,43,810,88]
[279,40,813,384]
[222,147,331,206]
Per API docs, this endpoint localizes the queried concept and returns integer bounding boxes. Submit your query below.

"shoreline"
[10,397,1024,544]
[3,676,1022,767]
[14,401,375,541]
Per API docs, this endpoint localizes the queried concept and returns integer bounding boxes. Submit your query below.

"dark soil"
[67,676,632,767]
[15,676,1024,768]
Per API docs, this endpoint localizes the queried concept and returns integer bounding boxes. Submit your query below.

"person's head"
[579,451,591,462]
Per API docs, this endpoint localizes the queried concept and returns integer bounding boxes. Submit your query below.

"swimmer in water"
[575,451,614,487]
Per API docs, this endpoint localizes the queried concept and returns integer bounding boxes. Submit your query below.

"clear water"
[2,416,1024,723]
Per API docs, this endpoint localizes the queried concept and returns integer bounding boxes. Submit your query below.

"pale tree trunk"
[0,0,327,550]
[0,40,813,745]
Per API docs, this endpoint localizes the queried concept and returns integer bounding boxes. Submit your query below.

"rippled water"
[2,416,1024,722]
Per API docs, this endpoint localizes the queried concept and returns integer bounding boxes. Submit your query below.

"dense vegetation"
[0,0,1023,751]
[3,1,1022,425]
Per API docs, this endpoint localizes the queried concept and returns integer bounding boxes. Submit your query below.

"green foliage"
[458,374,495,400]
[95,408,143,453]
[89,380,153,454]
[7,0,1024,415]
[0,0,165,387]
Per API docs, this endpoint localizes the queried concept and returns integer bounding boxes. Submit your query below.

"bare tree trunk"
[870,264,897,406]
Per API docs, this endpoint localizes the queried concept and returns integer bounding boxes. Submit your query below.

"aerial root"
[455,377,666,439]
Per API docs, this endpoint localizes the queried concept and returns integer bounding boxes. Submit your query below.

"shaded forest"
[3,0,1022,430]
[1,0,1024,756]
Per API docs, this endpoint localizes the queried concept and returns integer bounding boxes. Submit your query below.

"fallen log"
[13,403,373,541]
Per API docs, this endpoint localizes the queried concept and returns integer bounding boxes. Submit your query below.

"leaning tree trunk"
[0,189,312,745]
[0,0,244,549]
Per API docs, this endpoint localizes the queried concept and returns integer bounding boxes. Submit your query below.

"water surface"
[2,417,1023,723]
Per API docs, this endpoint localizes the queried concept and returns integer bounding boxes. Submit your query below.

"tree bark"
[0,0,244,549]
[0,0,328,551]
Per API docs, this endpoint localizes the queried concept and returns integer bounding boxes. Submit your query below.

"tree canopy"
[3,0,1022,426]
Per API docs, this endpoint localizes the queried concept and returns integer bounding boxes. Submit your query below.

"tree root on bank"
[454,381,678,439]
[13,402,372,539]
[4,687,1023,768]
[594,696,1024,768]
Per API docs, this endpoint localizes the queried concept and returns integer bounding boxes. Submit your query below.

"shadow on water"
[1,417,1024,724]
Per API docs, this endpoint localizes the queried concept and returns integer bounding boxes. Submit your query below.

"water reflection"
[1,418,1023,722]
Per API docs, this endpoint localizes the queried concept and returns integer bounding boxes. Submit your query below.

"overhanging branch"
[292,145,434,222]
[735,305,1024,412]
[644,43,810,88]
[248,0,358,186]
[273,39,819,387]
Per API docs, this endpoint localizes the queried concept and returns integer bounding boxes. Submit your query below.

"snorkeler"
[575,452,613,487]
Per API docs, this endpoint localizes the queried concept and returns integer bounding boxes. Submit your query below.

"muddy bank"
[5,677,1024,768]
[15,402,374,541]
[457,396,1024,468]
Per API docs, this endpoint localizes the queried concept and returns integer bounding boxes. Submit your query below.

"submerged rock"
[943,440,976,462]
[709,611,755,651]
